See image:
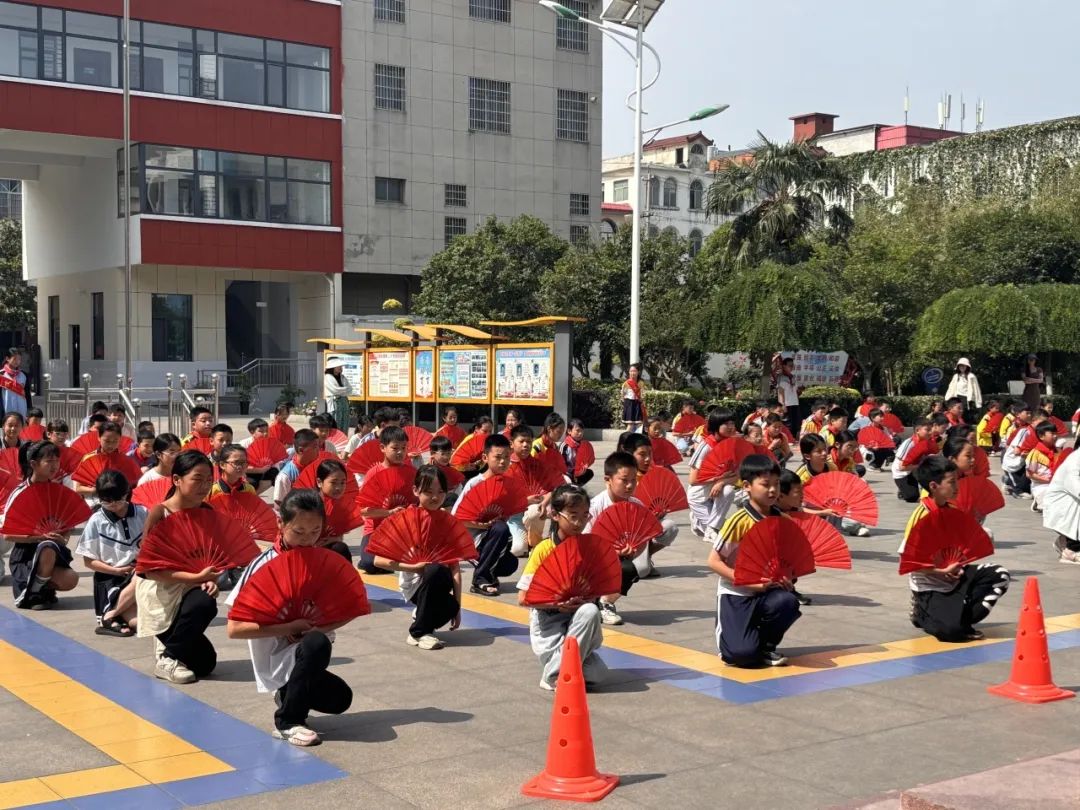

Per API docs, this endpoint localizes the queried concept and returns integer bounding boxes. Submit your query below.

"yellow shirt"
[793,460,838,484]
[999,412,1015,440]
[517,536,559,594]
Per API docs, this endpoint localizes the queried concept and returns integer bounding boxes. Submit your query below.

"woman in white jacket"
[1044,444,1080,564]
[323,359,352,431]
[945,358,982,420]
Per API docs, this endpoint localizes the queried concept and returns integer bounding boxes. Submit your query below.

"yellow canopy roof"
[479,316,586,327]
[306,338,365,347]
[426,324,501,340]
[399,324,440,341]
[352,328,414,343]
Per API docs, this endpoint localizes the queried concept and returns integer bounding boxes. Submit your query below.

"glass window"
[0,2,38,29]
[67,36,118,86]
[145,145,194,170]
[648,176,660,207]
[570,225,590,246]
[217,32,263,60]
[468,77,510,134]
[41,7,61,32]
[220,167,266,221]
[689,180,703,210]
[374,0,406,23]
[195,29,214,53]
[267,63,285,106]
[285,43,328,69]
[141,47,193,95]
[65,10,118,40]
[266,40,284,62]
[91,292,104,360]
[48,296,60,360]
[220,151,264,176]
[374,63,406,111]
[0,28,36,78]
[42,32,63,80]
[268,179,287,222]
[688,229,703,257]
[663,177,677,207]
[469,0,510,23]
[197,174,217,217]
[444,216,466,246]
[218,55,264,105]
[145,167,194,215]
[556,89,589,142]
[556,0,589,52]
[152,294,192,362]
[286,65,329,112]
[287,159,329,183]
[141,22,193,51]
[375,177,405,203]
[612,179,628,202]
[288,182,330,225]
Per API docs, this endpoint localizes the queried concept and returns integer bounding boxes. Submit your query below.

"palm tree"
[706,133,854,265]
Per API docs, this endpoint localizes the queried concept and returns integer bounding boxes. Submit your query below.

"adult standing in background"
[0,347,28,418]
[323,359,351,431]
[776,356,800,437]
[1021,354,1045,413]
[945,357,982,420]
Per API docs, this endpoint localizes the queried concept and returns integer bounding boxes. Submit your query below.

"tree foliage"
[915,285,1045,356]
[0,220,35,333]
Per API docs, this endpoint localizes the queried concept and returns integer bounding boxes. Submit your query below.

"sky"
[601,0,1080,157]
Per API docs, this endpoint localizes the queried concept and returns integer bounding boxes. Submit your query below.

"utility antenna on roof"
[903,85,909,125]
[975,98,985,133]
[960,93,966,133]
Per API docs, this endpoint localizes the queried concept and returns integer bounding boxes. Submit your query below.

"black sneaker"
[17,593,50,611]
[792,589,812,606]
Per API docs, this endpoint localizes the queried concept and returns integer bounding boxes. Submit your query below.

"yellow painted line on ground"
[0,639,231,808]
[365,574,1080,685]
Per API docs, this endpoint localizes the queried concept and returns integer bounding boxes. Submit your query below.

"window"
[120,144,331,225]
[469,0,510,23]
[468,78,511,134]
[647,224,659,238]
[0,179,20,221]
[91,292,104,360]
[48,295,59,360]
[688,229,703,257]
[444,184,467,207]
[689,180,704,210]
[647,176,660,208]
[556,89,589,142]
[600,219,617,242]
[612,179,628,202]
[375,176,405,204]
[663,178,677,208]
[444,216,466,246]
[374,64,406,111]
[689,143,706,167]
[556,0,589,52]
[570,225,590,246]
[675,147,684,165]
[152,294,192,362]
[569,193,590,217]
[374,0,405,23]
[0,5,330,112]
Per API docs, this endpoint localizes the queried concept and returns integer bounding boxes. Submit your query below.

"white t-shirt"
[776,375,798,407]
[585,490,645,532]
[137,467,166,486]
[75,505,147,568]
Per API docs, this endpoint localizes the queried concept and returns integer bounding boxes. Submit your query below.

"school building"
[0,0,602,390]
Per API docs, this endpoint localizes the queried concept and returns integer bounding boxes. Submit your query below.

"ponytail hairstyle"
[20,439,59,480]
[165,449,214,499]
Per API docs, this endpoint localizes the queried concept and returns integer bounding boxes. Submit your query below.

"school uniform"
[560,437,595,487]
[1026,442,1056,509]
[356,461,410,574]
[451,474,519,588]
[799,415,824,439]
[892,436,936,502]
[899,500,1009,642]
[586,490,675,582]
[517,531,607,688]
[2,482,75,606]
[686,439,735,538]
[272,458,305,509]
[138,467,167,487]
[1001,425,1036,495]
[713,505,801,666]
[226,546,352,731]
[207,478,257,500]
[75,504,147,620]
[127,448,156,471]
[399,562,459,640]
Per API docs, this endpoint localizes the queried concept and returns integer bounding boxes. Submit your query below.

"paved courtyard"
[2,434,1080,809]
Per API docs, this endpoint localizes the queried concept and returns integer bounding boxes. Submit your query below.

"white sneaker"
[154,656,196,684]
[406,633,444,650]
[538,679,555,692]
[1055,537,1080,565]
[855,526,871,537]
[1018,492,1033,500]
[599,601,623,626]
[1030,500,1042,513]
[272,725,321,747]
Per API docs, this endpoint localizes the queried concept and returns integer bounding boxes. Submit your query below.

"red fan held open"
[321,495,364,539]
[954,476,1006,522]
[56,446,84,480]
[267,421,295,445]
[435,423,465,449]
[21,424,45,442]
[72,452,142,487]
[857,426,896,450]
[453,475,529,524]
[183,435,213,455]
[346,440,385,477]
[404,426,433,457]
[899,507,994,575]
[732,516,817,587]
[786,512,851,570]
[246,437,288,469]
[451,432,487,469]
[802,471,879,527]
[209,492,279,544]
[650,437,682,468]
[695,438,764,485]
[882,413,905,434]
[0,483,92,536]
[0,446,20,478]
[295,462,359,501]
[522,534,622,607]
[634,466,689,517]
[506,456,563,497]
[589,501,662,555]
[356,464,417,510]
[326,429,349,453]
[572,440,595,477]
[136,508,261,574]
[366,505,478,564]
[131,477,171,508]
[227,546,371,627]
[69,432,100,457]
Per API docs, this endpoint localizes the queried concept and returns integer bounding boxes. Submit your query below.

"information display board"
[437,346,491,404]
[414,348,434,402]
[790,350,849,387]
[326,352,365,402]
[366,349,412,401]
[493,344,554,406]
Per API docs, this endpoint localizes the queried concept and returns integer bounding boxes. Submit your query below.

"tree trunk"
[750,351,771,397]
[598,342,614,381]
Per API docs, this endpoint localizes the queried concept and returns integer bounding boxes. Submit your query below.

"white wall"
[815,127,878,157]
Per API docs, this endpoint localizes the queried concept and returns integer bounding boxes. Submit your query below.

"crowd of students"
[2,381,1075,746]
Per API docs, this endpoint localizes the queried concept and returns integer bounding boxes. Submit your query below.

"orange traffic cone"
[988,577,1075,704]
[521,635,619,802]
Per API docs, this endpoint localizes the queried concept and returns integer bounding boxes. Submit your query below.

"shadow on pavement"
[804,593,882,608]
[328,707,474,742]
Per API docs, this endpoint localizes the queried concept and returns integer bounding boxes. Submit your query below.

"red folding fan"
[366,505,478,564]
[1052,447,1074,476]
[1050,415,1069,437]
[246,437,288,469]
[72,452,142,487]
[326,429,349,453]
[0,446,20,478]
[136,508,261,574]
[226,545,371,626]
[51,446,83,481]
[131,477,171,508]
[21,424,45,442]
[673,413,705,436]
[882,413,905,434]
[183,435,212,455]
[0,468,20,518]
[209,492,279,545]
[572,439,595,477]
[732,517,817,587]
[69,432,100,456]
[453,475,529,523]
[650,437,682,468]
[857,426,896,450]
[356,464,418,510]
[295,461,360,501]
[589,501,663,554]
[802,471,879,526]
[695,438,763,484]
[634,466,689,517]
[786,512,851,570]
[119,436,135,455]
[404,426,433,457]
[954,476,1005,522]
[523,534,622,607]
[972,446,991,479]
[345,439,384,477]
[506,456,563,497]
[534,445,568,482]
[899,507,994,575]
[321,495,364,538]
[0,483,92,536]
[267,421,295,445]
[451,432,487,469]
[435,423,466,449]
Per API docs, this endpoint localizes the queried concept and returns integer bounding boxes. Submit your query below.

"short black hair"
[293,428,318,450]
[945,397,963,409]
[247,418,269,433]
[46,419,69,435]
[930,414,950,429]
[309,414,332,430]
[1036,422,1059,438]
[826,407,848,421]
[779,468,802,495]
[473,415,494,431]
[483,433,510,453]
[107,403,126,415]
[707,408,735,435]
[88,413,107,429]
[429,435,452,453]
[739,453,780,483]
[868,408,883,419]
[551,483,589,512]
[94,469,131,502]
[941,435,971,460]
[316,458,347,481]
[914,455,956,491]
[810,400,828,413]
[414,463,447,494]
[98,421,122,437]
[136,428,155,443]
[280,488,325,525]
[380,426,407,446]
[799,433,827,456]
[604,451,637,478]
[90,400,108,413]
[211,423,232,437]
[618,432,651,455]
[509,424,534,441]
[189,406,212,421]
[835,430,858,446]
[912,417,931,430]
[27,407,43,420]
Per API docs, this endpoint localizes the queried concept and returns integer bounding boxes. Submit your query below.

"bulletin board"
[366,349,412,402]
[492,343,555,407]
[436,345,491,404]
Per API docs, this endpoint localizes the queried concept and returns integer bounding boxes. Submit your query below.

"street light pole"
[122,0,132,388]
[628,3,644,365]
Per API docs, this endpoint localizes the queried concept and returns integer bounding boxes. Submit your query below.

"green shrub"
[799,385,862,414]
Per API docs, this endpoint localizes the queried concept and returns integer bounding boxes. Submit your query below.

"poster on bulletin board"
[414,348,434,401]
[437,346,490,404]
[327,352,365,401]
[493,344,554,406]
[366,349,412,401]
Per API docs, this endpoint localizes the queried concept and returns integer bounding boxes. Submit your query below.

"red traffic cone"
[521,635,618,802]
[988,577,1075,704]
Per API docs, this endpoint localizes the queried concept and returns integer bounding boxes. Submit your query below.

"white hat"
[956,357,971,368]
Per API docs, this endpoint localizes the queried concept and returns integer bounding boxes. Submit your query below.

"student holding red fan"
[73,422,141,502]
[506,424,556,556]
[518,485,610,691]
[899,456,1010,642]
[434,406,466,449]
[242,418,289,494]
[501,408,523,438]
[181,406,215,453]
[372,466,467,651]
[356,426,413,575]
[531,412,568,478]
[312,459,356,563]
[687,409,740,541]
[616,434,679,567]
[671,399,705,456]
[775,470,820,605]
[135,450,220,685]
[561,418,595,487]
[892,418,939,503]
[227,490,357,747]
[427,435,464,506]
[763,415,793,466]
[1027,422,1060,513]
[707,454,801,667]
[138,433,182,486]
[272,429,321,512]
[267,402,296,446]
[208,445,257,500]
[860,409,897,471]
